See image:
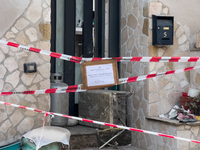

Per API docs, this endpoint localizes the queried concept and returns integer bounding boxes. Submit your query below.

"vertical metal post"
[94,0,105,57]
[109,0,120,58]
[109,0,120,90]
[64,0,76,116]
[82,0,93,57]
[50,0,56,73]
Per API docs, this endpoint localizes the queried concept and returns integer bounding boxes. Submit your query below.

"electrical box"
[152,15,174,45]
[24,63,37,73]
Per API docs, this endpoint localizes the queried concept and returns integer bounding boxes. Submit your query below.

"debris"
[159,105,197,123]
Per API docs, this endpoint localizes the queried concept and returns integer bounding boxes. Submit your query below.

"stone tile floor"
[72,145,143,150]
[66,125,97,135]
[66,125,137,150]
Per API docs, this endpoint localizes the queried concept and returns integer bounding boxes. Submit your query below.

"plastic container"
[21,138,61,150]
[188,88,200,97]
[0,142,20,150]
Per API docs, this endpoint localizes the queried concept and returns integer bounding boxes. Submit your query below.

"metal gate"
[50,0,120,116]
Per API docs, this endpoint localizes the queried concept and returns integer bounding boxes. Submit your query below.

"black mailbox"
[152,15,174,45]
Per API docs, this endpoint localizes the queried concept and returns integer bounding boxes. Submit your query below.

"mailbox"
[152,15,174,45]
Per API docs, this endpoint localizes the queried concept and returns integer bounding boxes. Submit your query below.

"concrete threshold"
[72,145,143,150]
[66,125,132,149]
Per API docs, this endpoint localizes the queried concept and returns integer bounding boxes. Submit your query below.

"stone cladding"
[0,0,51,145]
[121,0,200,149]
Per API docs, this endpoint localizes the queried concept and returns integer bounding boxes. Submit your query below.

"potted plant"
[186,95,200,115]
[180,94,200,115]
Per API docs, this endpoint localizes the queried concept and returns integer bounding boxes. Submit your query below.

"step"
[72,145,143,150]
[66,125,131,149]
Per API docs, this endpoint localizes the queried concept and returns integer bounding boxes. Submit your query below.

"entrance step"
[72,145,143,150]
[66,125,131,149]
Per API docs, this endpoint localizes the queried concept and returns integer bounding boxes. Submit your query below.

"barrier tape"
[0,65,199,96]
[1,39,199,144]
[0,101,199,144]
[0,84,85,96]
[1,40,200,63]
[119,66,200,84]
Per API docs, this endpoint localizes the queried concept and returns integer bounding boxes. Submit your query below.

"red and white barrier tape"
[0,101,200,144]
[1,40,200,63]
[119,66,200,84]
[1,66,200,96]
[0,84,85,96]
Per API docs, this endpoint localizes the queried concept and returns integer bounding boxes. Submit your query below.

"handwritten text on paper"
[86,63,115,86]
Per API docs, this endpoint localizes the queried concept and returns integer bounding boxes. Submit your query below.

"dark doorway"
[51,0,120,116]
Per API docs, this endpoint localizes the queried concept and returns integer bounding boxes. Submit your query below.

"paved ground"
[66,125,143,150]
[72,145,143,150]
[66,125,97,135]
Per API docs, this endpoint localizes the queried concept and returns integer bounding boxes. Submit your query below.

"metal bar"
[109,0,120,58]
[94,0,105,57]
[109,0,120,90]
[50,0,56,73]
[82,0,93,57]
[64,0,76,116]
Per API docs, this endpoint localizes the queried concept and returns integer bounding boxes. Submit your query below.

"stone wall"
[121,0,178,148]
[121,0,200,149]
[120,0,151,149]
[148,2,190,116]
[177,124,200,150]
[146,2,200,149]
[0,0,51,146]
[149,0,200,117]
[143,120,177,150]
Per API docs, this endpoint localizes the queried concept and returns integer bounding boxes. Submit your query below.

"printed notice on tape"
[86,63,115,86]
[81,59,119,90]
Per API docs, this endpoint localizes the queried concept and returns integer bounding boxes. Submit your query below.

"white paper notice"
[86,63,115,87]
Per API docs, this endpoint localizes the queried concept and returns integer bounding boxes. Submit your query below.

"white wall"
[158,0,200,48]
[0,0,51,145]
[0,0,31,38]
